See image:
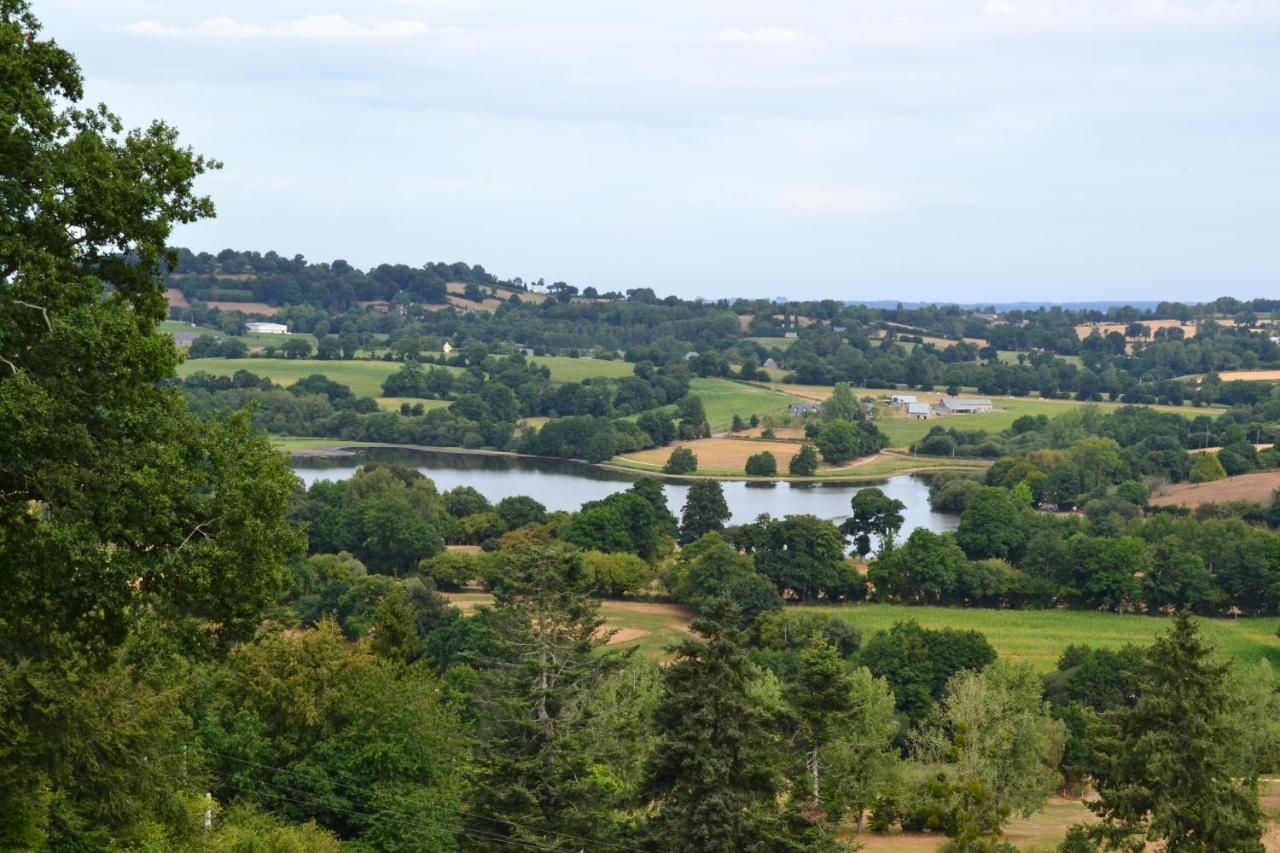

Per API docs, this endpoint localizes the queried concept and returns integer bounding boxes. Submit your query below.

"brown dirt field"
[1219,370,1280,382]
[618,437,807,472]
[446,544,482,554]
[1073,318,1231,340]
[738,314,753,331]
[164,288,189,308]
[605,627,648,645]
[447,294,505,312]
[917,334,988,348]
[1149,470,1280,508]
[204,300,284,315]
[602,601,695,619]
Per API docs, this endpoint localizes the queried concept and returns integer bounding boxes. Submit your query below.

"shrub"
[744,451,777,476]
[788,444,819,476]
[1189,452,1227,483]
[663,446,698,474]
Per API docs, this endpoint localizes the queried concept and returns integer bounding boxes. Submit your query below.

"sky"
[34,0,1280,302]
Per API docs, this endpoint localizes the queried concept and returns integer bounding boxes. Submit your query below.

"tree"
[582,550,653,597]
[822,667,899,832]
[859,622,997,724]
[679,480,732,544]
[787,639,856,818]
[745,451,777,476]
[789,443,820,475]
[753,514,855,601]
[0,5,303,836]
[814,419,863,464]
[825,381,859,422]
[360,496,444,576]
[1189,452,1228,483]
[199,623,465,850]
[642,601,790,850]
[495,495,547,529]
[843,487,906,556]
[677,394,708,439]
[955,487,1026,560]
[469,543,629,845]
[867,528,966,604]
[663,446,698,474]
[283,336,313,359]
[914,661,1066,832]
[1087,614,1265,852]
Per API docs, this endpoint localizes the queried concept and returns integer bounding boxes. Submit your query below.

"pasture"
[819,603,1280,674]
[176,357,409,397]
[686,377,808,431]
[527,355,637,381]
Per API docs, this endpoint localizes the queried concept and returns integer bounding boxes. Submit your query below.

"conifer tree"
[679,479,731,544]
[1087,613,1265,852]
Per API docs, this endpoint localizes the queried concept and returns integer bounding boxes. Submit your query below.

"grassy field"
[687,377,806,431]
[270,437,387,453]
[818,604,1280,674]
[613,442,986,479]
[746,336,797,349]
[176,357,415,397]
[373,397,452,414]
[527,355,637,381]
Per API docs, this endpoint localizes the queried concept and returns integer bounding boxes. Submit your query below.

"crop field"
[1073,318,1231,340]
[818,603,1280,674]
[617,437,807,473]
[175,357,412,397]
[1150,470,1280,508]
[373,397,452,413]
[1216,370,1280,382]
[527,356,637,381]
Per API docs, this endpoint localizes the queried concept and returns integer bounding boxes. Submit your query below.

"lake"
[291,447,959,535]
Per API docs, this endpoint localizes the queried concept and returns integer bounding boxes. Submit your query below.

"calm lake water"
[291,447,959,535]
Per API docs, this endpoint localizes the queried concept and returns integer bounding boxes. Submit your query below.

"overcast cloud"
[35,0,1280,302]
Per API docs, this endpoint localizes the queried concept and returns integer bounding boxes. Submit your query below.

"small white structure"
[442,342,454,354]
[790,402,824,416]
[889,394,918,406]
[684,351,699,360]
[762,357,779,369]
[245,321,288,334]
[938,397,994,414]
[907,403,931,419]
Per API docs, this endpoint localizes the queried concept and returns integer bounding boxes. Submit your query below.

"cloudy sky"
[36,0,1280,302]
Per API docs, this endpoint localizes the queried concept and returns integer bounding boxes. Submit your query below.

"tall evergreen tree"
[1087,613,1265,852]
[787,639,856,818]
[642,601,792,851]
[679,479,731,544]
[468,543,630,847]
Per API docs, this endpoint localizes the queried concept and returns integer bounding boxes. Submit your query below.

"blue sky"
[37,0,1280,302]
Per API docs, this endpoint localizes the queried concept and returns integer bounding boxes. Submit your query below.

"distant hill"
[845,300,1165,311]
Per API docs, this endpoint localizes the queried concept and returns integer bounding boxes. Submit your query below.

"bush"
[744,451,777,476]
[663,446,698,474]
[789,444,819,476]
[1189,452,1227,483]
[582,550,654,597]
[420,551,484,590]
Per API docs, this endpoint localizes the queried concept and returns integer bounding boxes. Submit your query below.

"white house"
[245,321,287,334]
[442,342,454,354]
[907,402,931,419]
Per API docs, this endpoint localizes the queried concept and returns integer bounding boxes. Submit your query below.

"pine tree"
[787,639,856,819]
[1087,613,1265,852]
[642,601,789,851]
[679,479,731,544]
[468,543,629,846]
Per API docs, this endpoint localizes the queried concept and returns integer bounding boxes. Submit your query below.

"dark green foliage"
[495,494,547,529]
[679,479,731,544]
[642,602,792,851]
[788,443,820,475]
[956,487,1027,560]
[843,487,907,555]
[1087,614,1266,852]
[745,450,778,476]
[858,622,996,723]
[752,514,859,602]
[664,445,698,474]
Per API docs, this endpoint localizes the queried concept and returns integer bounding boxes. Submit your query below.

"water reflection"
[291,447,959,535]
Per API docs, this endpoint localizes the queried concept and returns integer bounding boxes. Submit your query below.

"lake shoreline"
[282,439,987,483]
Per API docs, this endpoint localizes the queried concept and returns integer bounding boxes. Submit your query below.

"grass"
[374,397,452,414]
[746,336,797,349]
[527,356,637,382]
[687,377,807,431]
[817,603,1280,674]
[270,437,387,453]
[175,357,419,397]
[611,445,986,479]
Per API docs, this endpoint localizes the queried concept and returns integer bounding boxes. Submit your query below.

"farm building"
[762,357,779,369]
[889,394,918,406]
[937,397,994,414]
[907,403,931,419]
[245,321,288,334]
[442,342,454,354]
[790,402,824,416]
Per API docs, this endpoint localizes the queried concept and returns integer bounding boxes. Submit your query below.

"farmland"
[818,604,1280,674]
[1149,469,1280,508]
[683,377,808,431]
[526,355,637,381]
[176,357,409,397]
[613,440,985,479]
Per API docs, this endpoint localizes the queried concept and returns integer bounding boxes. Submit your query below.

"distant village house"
[245,321,288,334]
[936,397,994,414]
